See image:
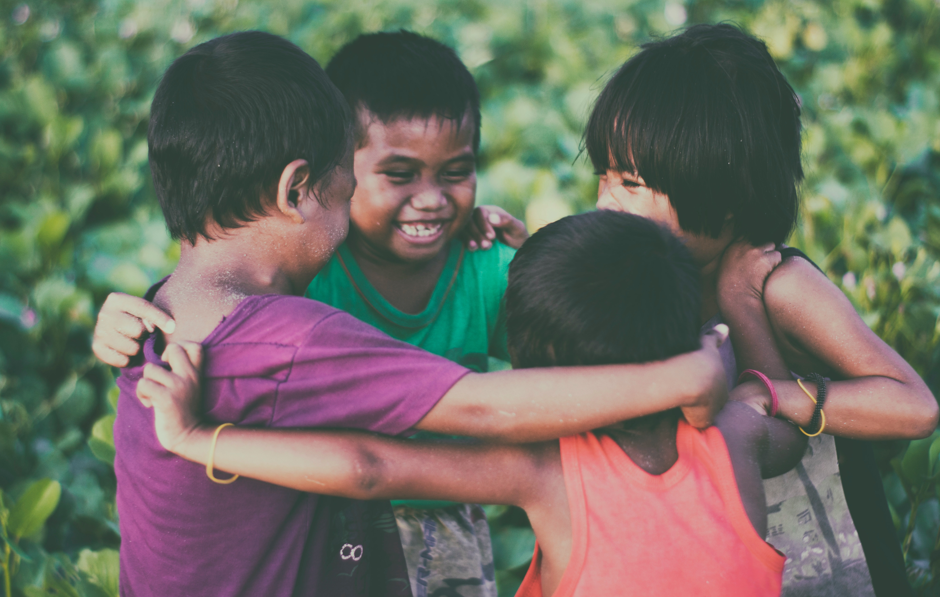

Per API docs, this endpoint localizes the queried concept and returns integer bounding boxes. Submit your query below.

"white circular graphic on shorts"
[340,543,363,561]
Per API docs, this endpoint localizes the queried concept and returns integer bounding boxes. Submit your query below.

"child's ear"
[275,159,311,224]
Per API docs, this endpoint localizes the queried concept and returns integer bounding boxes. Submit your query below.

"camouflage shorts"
[394,504,497,597]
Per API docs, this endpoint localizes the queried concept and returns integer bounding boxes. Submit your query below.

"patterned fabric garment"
[394,504,497,597]
[705,315,877,597]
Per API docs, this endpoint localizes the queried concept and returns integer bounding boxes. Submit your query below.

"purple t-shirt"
[114,287,469,597]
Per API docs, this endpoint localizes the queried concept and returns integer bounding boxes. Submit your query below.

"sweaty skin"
[596,168,938,439]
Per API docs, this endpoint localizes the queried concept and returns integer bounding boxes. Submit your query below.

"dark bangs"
[584,24,803,245]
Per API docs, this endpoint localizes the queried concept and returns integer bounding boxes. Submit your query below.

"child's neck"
[699,253,722,325]
[345,235,452,315]
[603,411,681,475]
[155,235,305,344]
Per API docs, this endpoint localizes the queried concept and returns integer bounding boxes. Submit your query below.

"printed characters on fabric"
[396,504,497,597]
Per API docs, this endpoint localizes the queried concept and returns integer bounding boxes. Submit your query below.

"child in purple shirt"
[116,31,734,596]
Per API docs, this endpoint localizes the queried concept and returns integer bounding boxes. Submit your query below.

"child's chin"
[391,236,451,262]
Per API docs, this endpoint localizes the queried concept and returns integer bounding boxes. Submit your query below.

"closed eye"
[443,168,473,181]
[384,171,416,183]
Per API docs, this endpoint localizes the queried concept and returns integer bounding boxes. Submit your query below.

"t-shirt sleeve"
[272,310,470,435]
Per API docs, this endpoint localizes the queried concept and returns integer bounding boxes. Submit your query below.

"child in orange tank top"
[136,211,807,596]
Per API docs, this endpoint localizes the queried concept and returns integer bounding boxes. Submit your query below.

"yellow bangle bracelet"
[796,379,826,437]
[207,423,239,484]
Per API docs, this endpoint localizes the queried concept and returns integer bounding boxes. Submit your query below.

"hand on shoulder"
[462,205,529,251]
[716,241,781,312]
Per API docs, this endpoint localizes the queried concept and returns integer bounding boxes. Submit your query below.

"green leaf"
[37,211,71,251]
[7,479,62,540]
[901,431,940,490]
[928,435,940,478]
[88,415,116,467]
[77,549,120,597]
[0,523,32,561]
[490,526,536,571]
[107,382,120,413]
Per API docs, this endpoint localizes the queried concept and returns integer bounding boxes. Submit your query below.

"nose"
[410,183,448,211]
[596,183,621,213]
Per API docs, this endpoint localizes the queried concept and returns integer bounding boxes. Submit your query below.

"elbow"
[346,447,389,500]
[910,397,940,439]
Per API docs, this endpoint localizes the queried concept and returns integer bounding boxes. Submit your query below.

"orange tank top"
[516,420,784,597]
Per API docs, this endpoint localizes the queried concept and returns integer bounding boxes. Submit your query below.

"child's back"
[502,212,804,596]
[518,406,789,596]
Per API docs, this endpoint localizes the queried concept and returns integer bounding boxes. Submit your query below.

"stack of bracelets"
[738,369,828,436]
[797,372,828,437]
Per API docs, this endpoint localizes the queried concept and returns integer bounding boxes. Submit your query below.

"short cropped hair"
[505,211,701,370]
[325,30,481,151]
[584,24,803,246]
[149,31,351,244]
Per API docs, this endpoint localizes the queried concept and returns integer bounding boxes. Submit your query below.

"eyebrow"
[374,152,476,169]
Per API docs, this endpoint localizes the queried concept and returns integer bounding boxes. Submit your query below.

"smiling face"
[596,169,733,268]
[346,112,476,265]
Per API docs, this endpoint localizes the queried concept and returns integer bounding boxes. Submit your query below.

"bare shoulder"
[763,251,855,330]
[764,253,833,304]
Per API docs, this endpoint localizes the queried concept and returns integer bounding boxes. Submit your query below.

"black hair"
[148,31,352,244]
[325,30,481,151]
[505,211,701,370]
[584,23,803,246]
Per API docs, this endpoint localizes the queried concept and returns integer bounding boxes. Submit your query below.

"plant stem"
[2,542,10,597]
[903,493,922,561]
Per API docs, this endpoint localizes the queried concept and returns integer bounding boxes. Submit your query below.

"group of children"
[93,23,938,597]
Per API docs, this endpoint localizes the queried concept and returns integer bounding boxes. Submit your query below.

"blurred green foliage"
[0,0,938,594]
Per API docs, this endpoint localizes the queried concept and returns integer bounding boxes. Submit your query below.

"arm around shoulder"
[418,329,729,442]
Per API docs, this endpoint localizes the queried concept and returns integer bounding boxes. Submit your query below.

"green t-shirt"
[306,240,515,510]
[305,240,514,371]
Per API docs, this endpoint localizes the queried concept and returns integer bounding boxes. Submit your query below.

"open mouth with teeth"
[396,221,446,241]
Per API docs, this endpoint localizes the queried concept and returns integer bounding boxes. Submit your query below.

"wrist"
[175,425,214,464]
[775,383,816,427]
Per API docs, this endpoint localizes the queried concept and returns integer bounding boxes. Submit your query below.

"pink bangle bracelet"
[737,369,779,417]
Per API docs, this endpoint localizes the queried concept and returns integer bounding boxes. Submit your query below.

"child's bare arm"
[92,292,175,367]
[418,325,730,441]
[137,343,556,506]
[717,400,807,479]
[716,241,789,382]
[91,290,729,438]
[716,400,806,536]
[762,256,938,439]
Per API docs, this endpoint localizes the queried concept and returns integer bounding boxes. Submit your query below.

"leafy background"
[0,0,938,595]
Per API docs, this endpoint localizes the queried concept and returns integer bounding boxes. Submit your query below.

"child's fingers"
[703,323,730,347]
[162,343,201,384]
[462,211,491,250]
[135,377,164,408]
[475,207,497,240]
[142,362,177,387]
[177,341,204,371]
[103,292,177,335]
[92,343,131,368]
[471,209,495,248]
[111,311,150,340]
[98,325,144,357]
